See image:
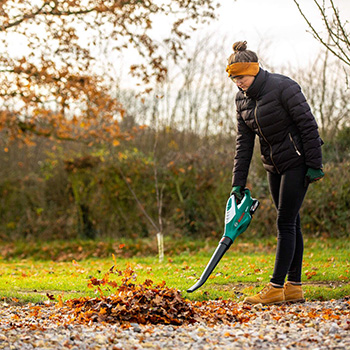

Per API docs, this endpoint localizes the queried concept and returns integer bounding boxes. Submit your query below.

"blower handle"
[250,199,259,215]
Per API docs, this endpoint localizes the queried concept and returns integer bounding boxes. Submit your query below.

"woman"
[227,41,324,305]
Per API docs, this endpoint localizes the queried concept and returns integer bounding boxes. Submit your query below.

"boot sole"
[244,298,305,306]
[244,300,285,306]
[263,300,287,305]
[285,298,305,304]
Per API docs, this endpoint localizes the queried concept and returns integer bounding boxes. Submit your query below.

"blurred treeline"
[1,39,349,242]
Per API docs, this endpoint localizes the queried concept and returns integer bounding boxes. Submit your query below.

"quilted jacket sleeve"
[232,111,256,187]
[280,78,323,169]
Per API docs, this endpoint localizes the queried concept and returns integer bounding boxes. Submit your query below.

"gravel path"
[0,298,349,349]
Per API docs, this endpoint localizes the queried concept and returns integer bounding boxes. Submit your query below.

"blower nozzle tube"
[186,236,233,293]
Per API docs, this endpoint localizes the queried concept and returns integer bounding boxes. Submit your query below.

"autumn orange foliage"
[55,265,256,326]
[0,0,217,147]
[47,266,350,327]
[66,265,197,325]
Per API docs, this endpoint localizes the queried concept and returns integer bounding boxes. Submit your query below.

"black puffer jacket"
[232,68,323,187]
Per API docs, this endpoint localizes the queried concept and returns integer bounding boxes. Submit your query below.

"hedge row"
[0,130,349,241]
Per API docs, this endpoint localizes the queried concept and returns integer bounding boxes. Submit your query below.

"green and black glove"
[230,185,245,202]
[305,168,325,187]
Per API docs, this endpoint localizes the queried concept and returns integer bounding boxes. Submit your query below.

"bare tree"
[293,0,350,69]
[116,33,238,142]
[286,48,350,138]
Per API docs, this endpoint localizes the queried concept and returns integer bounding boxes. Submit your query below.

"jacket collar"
[244,68,267,99]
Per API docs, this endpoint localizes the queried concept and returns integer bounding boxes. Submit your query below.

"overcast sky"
[6,0,350,71]
[6,0,348,88]
[212,0,350,69]
[112,0,350,89]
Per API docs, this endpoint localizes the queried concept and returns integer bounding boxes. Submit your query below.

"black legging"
[267,165,308,286]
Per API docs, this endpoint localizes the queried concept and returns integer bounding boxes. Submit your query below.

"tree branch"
[293,0,350,67]
[312,0,350,65]
[0,2,48,31]
[117,165,160,233]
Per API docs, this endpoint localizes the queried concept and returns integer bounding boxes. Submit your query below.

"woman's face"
[230,75,255,91]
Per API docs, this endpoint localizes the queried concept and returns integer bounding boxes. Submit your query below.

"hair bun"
[232,41,247,53]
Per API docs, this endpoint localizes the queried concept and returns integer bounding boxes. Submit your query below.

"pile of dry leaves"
[28,266,348,329]
[58,266,252,326]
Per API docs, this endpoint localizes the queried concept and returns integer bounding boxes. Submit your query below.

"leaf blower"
[187,188,259,293]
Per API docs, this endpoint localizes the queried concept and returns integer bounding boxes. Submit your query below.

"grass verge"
[0,237,349,304]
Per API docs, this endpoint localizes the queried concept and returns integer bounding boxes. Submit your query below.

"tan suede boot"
[243,283,285,305]
[284,281,305,303]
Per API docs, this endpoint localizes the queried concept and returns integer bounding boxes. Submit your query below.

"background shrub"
[0,127,348,241]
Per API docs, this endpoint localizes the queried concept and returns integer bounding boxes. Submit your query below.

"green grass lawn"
[0,237,349,304]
